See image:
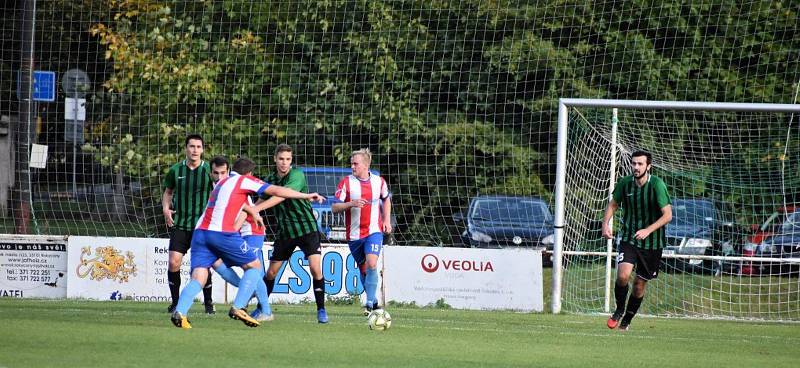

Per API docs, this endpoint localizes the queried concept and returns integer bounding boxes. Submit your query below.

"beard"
[633,171,647,179]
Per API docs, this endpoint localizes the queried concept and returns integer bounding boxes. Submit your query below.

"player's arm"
[332,199,367,213]
[263,185,325,203]
[381,196,392,234]
[635,205,672,240]
[161,188,175,228]
[601,199,619,239]
[252,196,285,213]
[241,204,265,229]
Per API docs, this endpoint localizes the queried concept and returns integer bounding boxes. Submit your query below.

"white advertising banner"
[0,235,68,298]
[65,237,377,305]
[383,246,543,311]
[66,236,229,303]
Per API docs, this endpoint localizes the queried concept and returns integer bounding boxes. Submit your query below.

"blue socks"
[364,267,379,307]
[214,263,241,287]
[176,279,202,315]
[233,268,262,309]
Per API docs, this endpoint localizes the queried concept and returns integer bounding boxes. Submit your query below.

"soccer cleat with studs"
[229,307,260,328]
[317,308,329,324]
[204,302,216,315]
[607,311,624,329]
[171,311,192,329]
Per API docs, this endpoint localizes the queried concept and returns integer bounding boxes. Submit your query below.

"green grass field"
[0,299,798,367]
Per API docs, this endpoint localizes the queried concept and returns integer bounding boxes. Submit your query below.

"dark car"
[453,195,554,265]
[661,198,739,275]
[754,209,800,276]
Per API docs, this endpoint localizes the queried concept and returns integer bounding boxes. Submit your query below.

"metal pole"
[15,0,36,234]
[551,101,569,314]
[604,108,619,313]
[72,79,78,196]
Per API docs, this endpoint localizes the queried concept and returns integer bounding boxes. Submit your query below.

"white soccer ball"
[367,309,392,331]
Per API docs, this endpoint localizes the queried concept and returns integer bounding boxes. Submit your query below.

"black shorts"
[270,231,322,261]
[617,241,663,281]
[168,229,194,254]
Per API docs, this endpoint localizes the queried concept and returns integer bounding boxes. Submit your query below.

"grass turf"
[0,299,798,367]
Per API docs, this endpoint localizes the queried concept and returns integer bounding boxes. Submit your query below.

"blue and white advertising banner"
[65,236,377,305]
[0,235,68,298]
[383,246,543,311]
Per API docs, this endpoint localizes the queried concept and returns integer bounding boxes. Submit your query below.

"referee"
[602,150,672,331]
[162,134,215,314]
[260,144,328,323]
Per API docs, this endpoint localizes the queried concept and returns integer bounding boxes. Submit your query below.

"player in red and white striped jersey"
[171,157,323,328]
[332,148,392,313]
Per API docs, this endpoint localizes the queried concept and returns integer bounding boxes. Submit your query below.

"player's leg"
[211,232,264,327]
[188,229,215,315]
[244,235,272,321]
[265,238,292,296]
[300,232,328,323]
[167,229,191,313]
[619,248,662,331]
[362,232,384,311]
[348,238,369,314]
[608,241,635,329]
[212,258,240,286]
[171,230,216,328]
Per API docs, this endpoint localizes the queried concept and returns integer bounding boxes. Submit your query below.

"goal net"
[555,100,800,321]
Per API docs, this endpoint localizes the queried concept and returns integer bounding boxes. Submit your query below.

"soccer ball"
[367,309,392,331]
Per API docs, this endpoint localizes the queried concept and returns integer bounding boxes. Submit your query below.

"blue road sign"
[16,70,57,102]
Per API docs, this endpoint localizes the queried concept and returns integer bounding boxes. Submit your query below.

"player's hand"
[254,215,265,229]
[634,229,651,240]
[234,212,247,230]
[601,223,613,239]
[350,199,368,208]
[382,220,393,234]
[308,193,326,204]
[164,209,175,227]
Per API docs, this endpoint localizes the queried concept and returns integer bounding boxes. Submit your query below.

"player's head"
[350,148,372,178]
[274,144,293,176]
[232,157,256,176]
[210,155,229,183]
[631,150,652,179]
[184,134,204,163]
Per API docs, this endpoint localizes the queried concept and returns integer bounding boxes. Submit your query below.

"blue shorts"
[244,235,266,270]
[348,232,383,265]
[190,229,260,271]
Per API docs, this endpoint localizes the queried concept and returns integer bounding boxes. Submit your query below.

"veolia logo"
[420,253,495,273]
[421,254,440,273]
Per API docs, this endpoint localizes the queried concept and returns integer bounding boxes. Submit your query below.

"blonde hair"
[351,148,372,165]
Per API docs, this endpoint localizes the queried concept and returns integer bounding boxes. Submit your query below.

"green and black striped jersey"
[162,160,213,231]
[612,174,671,250]
[264,168,318,240]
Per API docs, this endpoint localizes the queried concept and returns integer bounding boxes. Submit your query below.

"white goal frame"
[552,98,800,314]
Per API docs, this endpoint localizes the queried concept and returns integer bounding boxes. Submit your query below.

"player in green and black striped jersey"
[161,134,215,314]
[258,144,328,323]
[602,150,672,331]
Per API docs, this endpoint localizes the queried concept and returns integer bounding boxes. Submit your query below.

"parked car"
[453,195,554,265]
[661,198,740,275]
[754,206,800,276]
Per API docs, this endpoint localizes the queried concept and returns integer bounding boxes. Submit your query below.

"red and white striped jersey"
[334,174,390,240]
[196,172,270,232]
[239,196,265,236]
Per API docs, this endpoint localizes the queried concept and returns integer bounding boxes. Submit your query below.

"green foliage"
[4,0,796,238]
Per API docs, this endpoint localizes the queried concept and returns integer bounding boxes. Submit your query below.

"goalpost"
[552,99,800,321]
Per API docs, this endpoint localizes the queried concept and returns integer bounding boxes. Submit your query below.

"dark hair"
[185,134,204,147]
[210,155,229,170]
[631,150,652,165]
[232,157,256,174]
[274,143,293,156]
